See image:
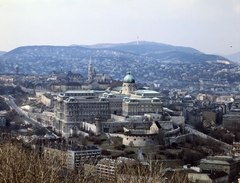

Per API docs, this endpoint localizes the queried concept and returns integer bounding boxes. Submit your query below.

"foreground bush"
[0,140,188,183]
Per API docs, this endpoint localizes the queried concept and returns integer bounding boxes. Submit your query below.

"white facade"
[67,145,101,170]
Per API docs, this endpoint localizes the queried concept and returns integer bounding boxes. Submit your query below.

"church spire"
[88,57,93,81]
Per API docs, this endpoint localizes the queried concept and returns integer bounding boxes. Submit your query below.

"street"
[6,95,57,137]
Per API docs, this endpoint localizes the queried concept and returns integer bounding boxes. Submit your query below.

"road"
[6,95,57,137]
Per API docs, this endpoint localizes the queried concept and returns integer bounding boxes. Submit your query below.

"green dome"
[123,72,135,83]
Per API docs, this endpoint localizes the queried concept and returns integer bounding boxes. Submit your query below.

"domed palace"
[122,72,136,95]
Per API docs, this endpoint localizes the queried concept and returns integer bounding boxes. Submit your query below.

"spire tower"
[88,57,93,81]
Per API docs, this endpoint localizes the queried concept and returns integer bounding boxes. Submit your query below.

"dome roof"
[123,72,135,83]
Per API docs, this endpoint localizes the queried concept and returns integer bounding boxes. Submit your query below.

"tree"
[5,110,18,124]
[0,97,10,111]
[156,130,165,145]
[37,118,42,123]
[80,136,87,146]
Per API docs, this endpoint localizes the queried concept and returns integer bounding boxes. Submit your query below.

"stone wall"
[77,130,89,137]
[122,134,159,147]
[40,94,53,107]
[105,121,151,133]
[108,133,124,138]
[169,133,194,144]
[165,126,181,136]
[184,125,231,150]
[80,122,97,134]
[170,116,185,126]
[110,114,126,122]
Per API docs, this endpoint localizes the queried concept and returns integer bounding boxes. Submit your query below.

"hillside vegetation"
[0,42,231,80]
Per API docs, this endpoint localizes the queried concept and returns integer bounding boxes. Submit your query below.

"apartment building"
[67,144,101,170]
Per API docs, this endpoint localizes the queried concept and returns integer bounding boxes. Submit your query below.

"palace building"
[53,72,163,137]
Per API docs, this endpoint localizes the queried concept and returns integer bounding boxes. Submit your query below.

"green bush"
[114,144,126,150]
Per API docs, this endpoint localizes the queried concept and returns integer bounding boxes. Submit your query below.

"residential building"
[96,157,135,181]
[67,144,101,170]
[223,113,240,129]
[188,170,228,183]
[202,105,223,124]
[199,156,240,182]
[96,158,116,180]
[0,114,6,127]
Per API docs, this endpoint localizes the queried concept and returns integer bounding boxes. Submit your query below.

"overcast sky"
[0,0,240,55]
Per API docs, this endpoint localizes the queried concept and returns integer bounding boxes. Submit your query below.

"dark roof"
[66,82,81,86]
[68,144,99,151]
[154,121,161,129]
[123,72,135,83]
[108,80,123,90]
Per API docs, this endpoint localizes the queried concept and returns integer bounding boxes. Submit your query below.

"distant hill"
[223,51,240,63]
[0,51,6,56]
[0,41,235,83]
[77,41,228,62]
[1,42,229,63]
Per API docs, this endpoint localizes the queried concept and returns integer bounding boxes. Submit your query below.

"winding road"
[6,95,57,137]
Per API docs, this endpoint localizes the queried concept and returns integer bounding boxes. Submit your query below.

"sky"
[0,0,240,55]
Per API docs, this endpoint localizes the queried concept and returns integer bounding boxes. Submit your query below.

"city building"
[188,170,228,183]
[0,114,6,127]
[199,156,240,182]
[67,144,101,170]
[96,157,135,181]
[53,90,111,136]
[122,97,162,116]
[96,158,116,180]
[87,58,112,83]
[222,113,240,129]
[202,105,223,124]
[121,72,136,95]
[231,142,240,157]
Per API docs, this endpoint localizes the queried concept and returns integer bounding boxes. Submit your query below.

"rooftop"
[123,72,135,83]
[134,90,160,95]
[65,90,95,94]
[68,145,100,152]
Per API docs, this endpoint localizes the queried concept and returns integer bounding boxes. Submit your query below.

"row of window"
[66,111,109,116]
[67,105,108,109]
[126,138,155,141]
[67,109,110,114]
[66,93,94,96]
